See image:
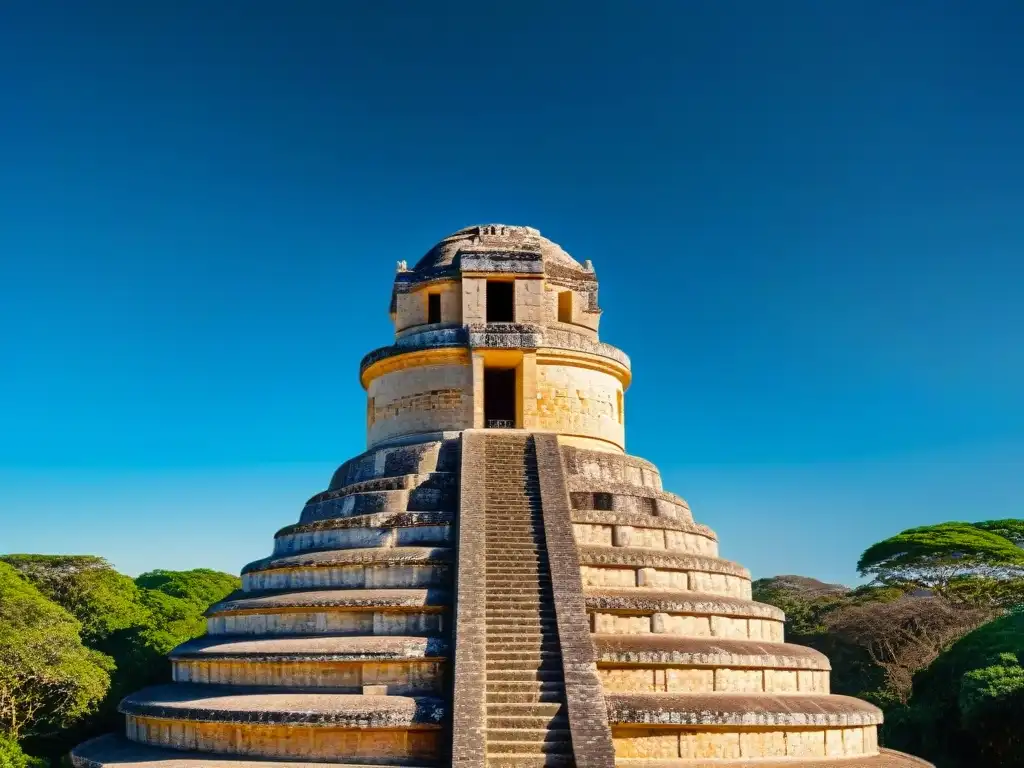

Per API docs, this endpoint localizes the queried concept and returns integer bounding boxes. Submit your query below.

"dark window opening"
[558,291,572,323]
[640,496,656,515]
[484,368,516,428]
[427,293,441,324]
[594,492,613,511]
[486,281,514,322]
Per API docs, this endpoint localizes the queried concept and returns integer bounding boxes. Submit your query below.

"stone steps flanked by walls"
[479,434,576,768]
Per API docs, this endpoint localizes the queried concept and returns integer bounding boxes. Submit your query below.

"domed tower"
[365,224,628,451]
[74,226,929,768]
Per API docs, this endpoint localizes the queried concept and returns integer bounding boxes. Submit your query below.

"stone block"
[787,730,827,758]
[679,731,741,759]
[665,668,714,692]
[740,730,787,758]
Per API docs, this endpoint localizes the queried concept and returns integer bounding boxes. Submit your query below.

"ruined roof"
[409,224,587,277]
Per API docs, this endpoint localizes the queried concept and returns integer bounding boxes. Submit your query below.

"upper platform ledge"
[359,323,630,381]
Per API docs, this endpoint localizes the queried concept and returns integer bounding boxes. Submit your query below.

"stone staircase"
[483,435,574,768]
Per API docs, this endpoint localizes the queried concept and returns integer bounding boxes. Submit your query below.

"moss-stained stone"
[71,225,929,768]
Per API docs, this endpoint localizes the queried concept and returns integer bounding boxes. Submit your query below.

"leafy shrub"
[0,734,48,768]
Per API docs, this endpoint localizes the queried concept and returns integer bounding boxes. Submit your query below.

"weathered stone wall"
[611,725,879,761]
[450,430,487,768]
[125,716,441,763]
[394,280,462,333]
[533,433,616,768]
[367,363,473,447]
[537,363,624,449]
[543,282,600,334]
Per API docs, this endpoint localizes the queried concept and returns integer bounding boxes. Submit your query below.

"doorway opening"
[484,368,517,428]
[427,293,441,324]
[486,280,515,322]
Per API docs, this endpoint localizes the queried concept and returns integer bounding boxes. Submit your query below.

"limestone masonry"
[73,225,930,767]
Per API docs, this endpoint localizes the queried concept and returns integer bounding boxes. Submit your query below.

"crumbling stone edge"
[450,430,486,768]
[533,433,617,768]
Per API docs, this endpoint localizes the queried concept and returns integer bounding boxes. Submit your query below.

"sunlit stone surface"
[73,226,929,768]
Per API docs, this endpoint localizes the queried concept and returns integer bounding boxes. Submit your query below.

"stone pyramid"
[73,225,929,767]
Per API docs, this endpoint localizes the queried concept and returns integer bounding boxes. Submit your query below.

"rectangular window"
[594,492,613,511]
[427,293,441,324]
[558,290,573,323]
[486,280,514,322]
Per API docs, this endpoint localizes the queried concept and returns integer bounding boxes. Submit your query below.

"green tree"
[886,611,1024,768]
[135,568,240,610]
[857,520,1024,607]
[824,596,992,704]
[4,560,238,764]
[0,733,47,768]
[0,563,110,740]
[0,556,148,645]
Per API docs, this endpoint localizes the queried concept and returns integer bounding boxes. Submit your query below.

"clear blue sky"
[1,1,1021,584]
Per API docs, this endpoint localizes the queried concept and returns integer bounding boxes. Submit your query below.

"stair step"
[485,755,575,768]
[486,599,553,604]
[487,669,565,682]
[486,690,567,703]
[485,681,565,692]
[487,657,562,667]
[486,617,558,625]
[487,712,570,726]
[486,728,573,743]
[487,740,572,754]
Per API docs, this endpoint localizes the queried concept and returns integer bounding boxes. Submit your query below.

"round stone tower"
[74,226,929,768]
[363,224,629,452]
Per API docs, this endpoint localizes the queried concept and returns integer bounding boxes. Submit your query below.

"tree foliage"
[0,559,239,763]
[0,556,147,645]
[0,733,47,768]
[824,597,993,704]
[885,611,1024,767]
[0,563,109,740]
[857,521,1024,605]
[135,569,240,610]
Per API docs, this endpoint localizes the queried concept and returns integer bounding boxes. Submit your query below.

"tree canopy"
[0,563,110,740]
[887,611,1024,767]
[0,558,239,763]
[0,556,147,645]
[135,568,240,611]
[857,521,1024,604]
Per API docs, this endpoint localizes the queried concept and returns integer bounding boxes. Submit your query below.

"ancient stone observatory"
[74,224,928,768]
